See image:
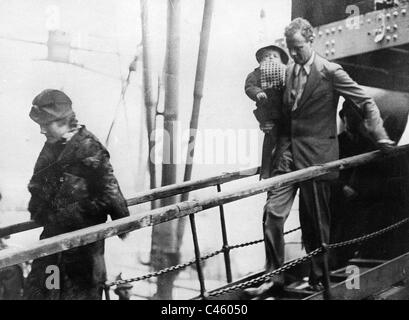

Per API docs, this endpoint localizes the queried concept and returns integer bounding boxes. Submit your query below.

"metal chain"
[106,248,224,287]
[107,227,302,288]
[226,227,301,251]
[107,216,409,291]
[106,260,197,287]
[208,218,409,297]
[208,248,323,297]
[284,226,302,236]
[227,239,263,250]
[328,217,409,249]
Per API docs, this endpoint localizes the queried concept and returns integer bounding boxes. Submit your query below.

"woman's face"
[40,121,69,143]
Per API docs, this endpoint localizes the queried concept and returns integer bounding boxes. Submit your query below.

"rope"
[105,70,132,146]
[105,49,141,147]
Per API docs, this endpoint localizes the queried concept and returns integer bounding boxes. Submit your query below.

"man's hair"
[284,17,314,41]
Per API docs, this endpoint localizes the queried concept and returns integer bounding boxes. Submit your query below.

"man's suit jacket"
[271,53,389,179]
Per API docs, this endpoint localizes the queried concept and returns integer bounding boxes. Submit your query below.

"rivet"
[386,13,391,19]
[393,24,398,29]
[318,31,323,37]
[331,40,336,45]
[386,26,391,32]
[338,26,343,32]
[386,35,391,41]
[325,29,330,35]
[394,11,399,17]
[402,9,407,15]
[367,31,372,35]
[393,34,398,40]
[331,49,336,55]
[325,50,329,56]
[325,41,330,47]
[367,18,371,24]
[331,27,336,33]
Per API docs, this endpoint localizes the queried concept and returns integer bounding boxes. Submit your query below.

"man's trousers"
[263,147,331,285]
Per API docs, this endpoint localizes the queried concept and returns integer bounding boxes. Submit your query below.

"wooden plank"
[330,266,373,282]
[330,273,348,283]
[1,146,408,270]
[373,284,409,300]
[305,252,409,300]
[0,220,40,238]
[282,287,316,299]
[348,258,388,268]
[0,167,259,237]
[126,166,259,206]
[0,201,203,270]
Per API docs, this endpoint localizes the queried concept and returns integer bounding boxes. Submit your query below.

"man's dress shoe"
[243,281,282,299]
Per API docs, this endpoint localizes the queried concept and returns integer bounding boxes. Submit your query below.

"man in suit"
[245,17,395,297]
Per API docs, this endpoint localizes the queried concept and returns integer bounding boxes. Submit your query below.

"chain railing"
[327,217,409,250]
[207,216,409,298]
[105,215,409,298]
[106,226,302,288]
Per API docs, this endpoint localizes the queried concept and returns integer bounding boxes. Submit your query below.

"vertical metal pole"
[140,0,158,197]
[104,286,111,300]
[216,184,233,283]
[150,0,181,300]
[189,213,207,299]
[181,0,215,201]
[312,181,332,300]
[161,0,180,189]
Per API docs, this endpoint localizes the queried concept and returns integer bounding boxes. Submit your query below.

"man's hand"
[342,185,358,200]
[377,139,396,154]
[256,92,268,103]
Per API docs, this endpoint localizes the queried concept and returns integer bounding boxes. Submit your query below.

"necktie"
[290,65,307,111]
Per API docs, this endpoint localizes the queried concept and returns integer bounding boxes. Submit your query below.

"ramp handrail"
[1,145,408,271]
[0,167,260,238]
